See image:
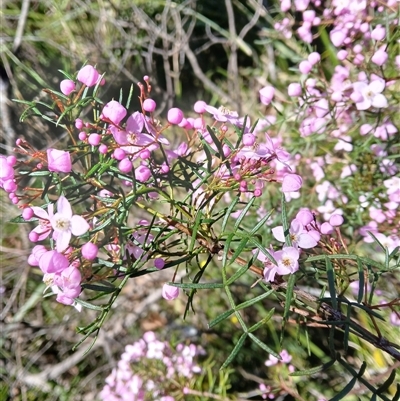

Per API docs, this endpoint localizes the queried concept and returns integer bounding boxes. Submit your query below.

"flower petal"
[70,215,90,236]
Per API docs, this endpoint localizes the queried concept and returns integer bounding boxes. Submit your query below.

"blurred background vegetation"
[1,1,399,401]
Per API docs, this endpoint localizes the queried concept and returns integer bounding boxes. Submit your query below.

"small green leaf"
[220,332,247,370]
[325,256,337,310]
[248,333,280,358]
[329,376,357,401]
[208,309,235,328]
[290,359,336,376]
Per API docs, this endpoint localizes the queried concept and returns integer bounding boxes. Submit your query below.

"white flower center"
[54,217,71,232]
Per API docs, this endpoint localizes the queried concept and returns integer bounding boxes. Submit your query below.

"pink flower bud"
[39,250,69,274]
[22,207,34,220]
[185,118,195,130]
[288,83,302,97]
[329,214,344,227]
[154,258,165,269]
[118,158,132,173]
[99,144,108,154]
[330,29,346,47]
[337,50,348,60]
[296,209,314,225]
[259,86,275,105]
[60,79,76,96]
[243,133,256,146]
[78,131,87,141]
[81,242,99,260]
[282,174,303,192]
[320,222,334,234]
[162,283,179,300]
[371,49,388,66]
[194,100,207,113]
[77,65,100,87]
[167,108,184,125]
[135,165,151,182]
[139,149,151,160]
[308,52,320,65]
[88,134,101,146]
[143,98,156,112]
[75,119,84,129]
[101,100,127,125]
[47,149,72,173]
[371,25,386,41]
[299,60,313,74]
[113,148,126,160]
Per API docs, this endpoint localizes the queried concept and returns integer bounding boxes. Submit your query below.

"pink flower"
[77,65,100,87]
[30,203,55,242]
[162,283,179,300]
[275,246,300,275]
[352,79,388,110]
[101,100,127,125]
[47,149,72,173]
[50,196,90,252]
[204,105,239,124]
[272,219,318,249]
[81,242,98,260]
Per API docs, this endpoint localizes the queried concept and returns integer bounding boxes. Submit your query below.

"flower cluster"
[99,331,202,401]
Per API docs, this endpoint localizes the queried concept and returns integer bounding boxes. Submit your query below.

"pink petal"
[31,206,49,220]
[371,94,388,108]
[57,196,72,218]
[272,226,285,242]
[282,174,303,192]
[297,233,318,248]
[56,231,72,252]
[70,215,90,236]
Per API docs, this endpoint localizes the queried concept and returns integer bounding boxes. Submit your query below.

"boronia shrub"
[2,0,399,399]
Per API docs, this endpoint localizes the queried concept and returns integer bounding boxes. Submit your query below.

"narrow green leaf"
[376,369,397,394]
[248,307,275,333]
[189,210,203,253]
[221,195,240,232]
[280,193,291,247]
[290,359,336,376]
[220,332,247,370]
[356,258,365,303]
[227,236,250,266]
[169,282,224,289]
[206,125,226,161]
[325,256,337,310]
[208,309,235,328]
[283,273,296,321]
[82,283,117,293]
[226,263,250,286]
[233,197,256,231]
[250,210,273,235]
[235,290,274,311]
[329,376,357,401]
[74,299,104,311]
[248,333,280,358]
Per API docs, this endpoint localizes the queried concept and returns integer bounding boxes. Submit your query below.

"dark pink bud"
[113,148,126,160]
[47,149,72,173]
[154,258,165,269]
[88,134,101,146]
[296,209,314,225]
[60,79,76,96]
[75,119,84,129]
[78,131,87,141]
[194,100,207,113]
[167,108,184,125]
[99,144,108,154]
[143,98,156,112]
[77,65,100,87]
[135,165,151,182]
[118,158,132,173]
[22,207,34,220]
[243,133,256,146]
[39,250,69,274]
[101,100,127,125]
[81,242,99,260]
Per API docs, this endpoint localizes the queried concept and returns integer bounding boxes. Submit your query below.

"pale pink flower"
[282,174,303,192]
[352,79,388,110]
[101,100,127,125]
[50,196,90,252]
[272,219,318,249]
[275,246,300,275]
